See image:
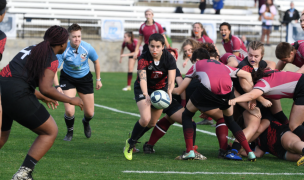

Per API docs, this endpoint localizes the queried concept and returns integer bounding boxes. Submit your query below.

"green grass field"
[0,72,303,180]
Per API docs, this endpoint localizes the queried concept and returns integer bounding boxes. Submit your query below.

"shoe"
[218,148,227,159]
[182,150,195,160]
[122,86,131,91]
[123,139,133,160]
[11,166,33,180]
[297,156,304,166]
[211,124,216,127]
[225,149,242,161]
[194,152,207,160]
[63,130,73,141]
[247,152,256,162]
[143,142,155,154]
[196,119,214,125]
[82,119,91,138]
[127,132,140,153]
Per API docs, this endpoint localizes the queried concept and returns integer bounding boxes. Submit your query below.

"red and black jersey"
[136,49,176,90]
[0,30,7,56]
[233,57,268,95]
[0,45,58,91]
[257,121,289,159]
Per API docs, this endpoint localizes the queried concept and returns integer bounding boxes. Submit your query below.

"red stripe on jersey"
[0,37,7,54]
[241,65,253,73]
[0,64,12,77]
[267,125,277,156]
[47,60,59,73]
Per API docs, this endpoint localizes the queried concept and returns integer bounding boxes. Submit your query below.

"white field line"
[122,171,304,175]
[94,104,217,137]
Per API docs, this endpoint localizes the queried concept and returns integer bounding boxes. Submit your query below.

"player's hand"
[42,97,59,110]
[143,93,151,105]
[70,97,84,111]
[96,81,102,90]
[56,86,64,94]
[182,61,187,68]
[228,99,236,106]
[133,51,138,60]
[261,99,272,108]
[248,100,256,110]
[247,107,261,119]
[181,99,186,107]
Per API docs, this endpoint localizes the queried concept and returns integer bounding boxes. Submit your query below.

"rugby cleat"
[11,166,34,180]
[181,150,195,160]
[218,148,227,159]
[127,132,140,153]
[297,156,304,166]
[63,131,73,141]
[122,86,131,91]
[123,139,133,160]
[143,142,155,154]
[82,119,91,138]
[225,149,242,161]
[247,152,256,162]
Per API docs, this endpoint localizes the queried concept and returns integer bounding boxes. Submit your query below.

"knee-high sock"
[128,121,145,145]
[127,72,133,86]
[293,125,304,141]
[148,117,173,145]
[224,115,252,154]
[182,108,195,153]
[64,114,75,132]
[192,121,196,145]
[137,127,151,140]
[216,118,228,150]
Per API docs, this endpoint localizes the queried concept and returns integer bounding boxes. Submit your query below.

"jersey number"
[207,59,221,64]
[20,47,32,60]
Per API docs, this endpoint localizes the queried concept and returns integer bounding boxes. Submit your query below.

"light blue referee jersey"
[57,41,98,78]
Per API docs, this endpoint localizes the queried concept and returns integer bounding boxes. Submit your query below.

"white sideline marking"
[122,171,304,175]
[94,104,217,137]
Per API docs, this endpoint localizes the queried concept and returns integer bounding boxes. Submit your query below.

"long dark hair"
[125,31,134,43]
[191,22,208,38]
[25,25,68,81]
[252,68,274,84]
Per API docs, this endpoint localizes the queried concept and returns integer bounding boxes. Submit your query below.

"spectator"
[255,0,266,15]
[283,1,300,42]
[175,6,184,13]
[213,0,224,15]
[260,0,276,45]
[199,0,206,14]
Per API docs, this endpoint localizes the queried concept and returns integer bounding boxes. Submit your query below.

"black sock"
[293,125,304,141]
[83,114,94,123]
[273,111,289,125]
[22,154,38,170]
[192,121,196,145]
[64,114,75,132]
[128,121,146,145]
[137,127,151,140]
[231,142,242,151]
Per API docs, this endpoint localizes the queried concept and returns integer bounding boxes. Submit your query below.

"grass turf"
[0,72,302,180]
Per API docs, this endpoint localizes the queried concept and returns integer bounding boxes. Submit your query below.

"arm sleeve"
[259,4,266,14]
[176,68,182,77]
[139,24,143,36]
[185,65,196,78]
[88,45,99,61]
[56,54,64,68]
[253,79,270,93]
[0,37,6,54]
[270,5,277,15]
[122,42,126,48]
[47,60,59,73]
[204,35,214,44]
[157,23,164,34]
[225,65,239,78]
[167,55,177,70]
[137,58,148,70]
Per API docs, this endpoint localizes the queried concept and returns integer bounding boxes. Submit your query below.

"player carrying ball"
[123,33,176,160]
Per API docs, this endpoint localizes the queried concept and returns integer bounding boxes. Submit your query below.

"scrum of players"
[1,3,304,179]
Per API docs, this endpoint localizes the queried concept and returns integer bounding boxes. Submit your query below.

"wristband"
[96,78,101,81]
[55,85,60,89]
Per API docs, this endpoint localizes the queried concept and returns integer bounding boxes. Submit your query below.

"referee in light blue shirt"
[54,23,102,141]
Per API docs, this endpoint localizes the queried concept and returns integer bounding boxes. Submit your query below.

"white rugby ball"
[150,90,170,109]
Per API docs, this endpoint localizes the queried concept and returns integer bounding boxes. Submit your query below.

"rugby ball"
[150,90,170,109]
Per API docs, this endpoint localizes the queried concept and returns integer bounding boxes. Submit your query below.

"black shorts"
[163,98,183,117]
[129,56,134,59]
[0,77,50,131]
[190,83,234,112]
[293,74,304,105]
[59,69,94,94]
[134,81,167,108]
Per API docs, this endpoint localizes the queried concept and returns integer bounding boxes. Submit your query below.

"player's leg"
[266,29,270,44]
[12,115,58,180]
[62,89,77,141]
[260,28,266,43]
[181,99,198,159]
[123,57,136,91]
[0,130,10,149]
[124,99,151,160]
[78,92,94,138]
[281,131,304,165]
[0,112,13,149]
[289,104,304,141]
[223,106,255,161]
[242,110,261,144]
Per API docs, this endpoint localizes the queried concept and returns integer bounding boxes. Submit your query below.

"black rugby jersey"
[136,49,177,90]
[0,45,58,90]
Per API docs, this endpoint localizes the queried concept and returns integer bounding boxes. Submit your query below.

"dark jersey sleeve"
[166,53,177,70]
[0,30,7,59]
[176,68,182,77]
